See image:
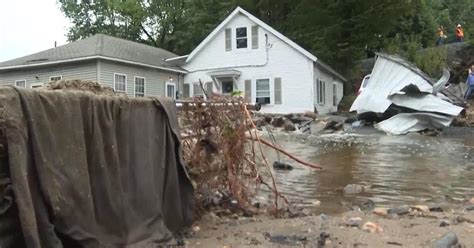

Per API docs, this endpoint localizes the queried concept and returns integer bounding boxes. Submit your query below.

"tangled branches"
[179,95,272,215]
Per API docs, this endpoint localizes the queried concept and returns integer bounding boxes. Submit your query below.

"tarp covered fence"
[0,87,194,247]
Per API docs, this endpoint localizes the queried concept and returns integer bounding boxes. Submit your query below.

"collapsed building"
[350,53,464,135]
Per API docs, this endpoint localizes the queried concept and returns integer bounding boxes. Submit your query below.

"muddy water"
[262,128,474,215]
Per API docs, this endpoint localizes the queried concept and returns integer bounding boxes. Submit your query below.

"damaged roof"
[0,34,186,73]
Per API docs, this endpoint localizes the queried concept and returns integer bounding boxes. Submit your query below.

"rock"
[283,120,296,131]
[388,206,410,216]
[439,220,450,227]
[469,198,474,205]
[433,232,458,248]
[386,241,403,246]
[429,205,444,212]
[273,161,294,170]
[360,199,375,211]
[271,116,286,127]
[373,208,389,217]
[290,115,314,124]
[411,205,430,213]
[304,111,318,119]
[317,232,330,247]
[263,115,273,124]
[323,120,344,131]
[311,200,321,206]
[249,237,261,245]
[345,217,362,227]
[362,221,383,233]
[343,184,370,194]
[263,233,307,246]
[465,205,474,211]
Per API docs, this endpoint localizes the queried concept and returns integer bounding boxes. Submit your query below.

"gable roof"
[186,6,317,63]
[0,34,186,73]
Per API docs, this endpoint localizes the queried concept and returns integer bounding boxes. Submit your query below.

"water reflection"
[263,130,474,215]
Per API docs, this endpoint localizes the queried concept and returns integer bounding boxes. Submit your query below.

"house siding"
[183,13,315,114]
[0,61,97,88]
[95,59,180,97]
[313,64,344,114]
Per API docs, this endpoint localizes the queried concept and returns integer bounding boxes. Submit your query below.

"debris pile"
[351,53,464,135]
[43,79,116,95]
[179,95,321,218]
[252,112,318,133]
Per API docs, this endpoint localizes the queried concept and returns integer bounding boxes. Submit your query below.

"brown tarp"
[0,87,194,247]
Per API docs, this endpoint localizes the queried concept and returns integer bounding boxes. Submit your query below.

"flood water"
[262,127,474,215]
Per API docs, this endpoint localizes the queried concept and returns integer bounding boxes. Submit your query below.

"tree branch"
[139,23,158,47]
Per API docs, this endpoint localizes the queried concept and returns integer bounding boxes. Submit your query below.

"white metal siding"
[0,61,97,88]
[183,14,315,114]
[99,60,179,97]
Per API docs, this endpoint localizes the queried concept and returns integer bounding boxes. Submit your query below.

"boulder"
[411,205,430,213]
[323,120,344,131]
[271,116,286,128]
[362,221,383,233]
[388,206,410,216]
[433,232,459,248]
[373,208,389,217]
[345,217,362,227]
[283,120,297,131]
[273,161,294,170]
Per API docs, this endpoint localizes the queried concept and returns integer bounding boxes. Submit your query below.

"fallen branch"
[249,137,323,170]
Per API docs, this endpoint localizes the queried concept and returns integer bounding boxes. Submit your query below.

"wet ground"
[262,126,474,215]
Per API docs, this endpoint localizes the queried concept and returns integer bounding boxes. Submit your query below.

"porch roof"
[207,69,242,77]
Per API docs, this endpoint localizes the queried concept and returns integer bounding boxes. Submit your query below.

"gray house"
[0,34,186,98]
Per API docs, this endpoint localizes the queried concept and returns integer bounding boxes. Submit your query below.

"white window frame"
[255,78,271,105]
[30,83,44,89]
[236,27,248,49]
[114,73,127,93]
[165,81,176,99]
[15,80,26,88]
[133,76,146,97]
[49,75,62,82]
[317,79,325,104]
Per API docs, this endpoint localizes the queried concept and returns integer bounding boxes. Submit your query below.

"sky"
[0,0,71,62]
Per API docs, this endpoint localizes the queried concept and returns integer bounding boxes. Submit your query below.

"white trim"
[15,80,26,88]
[186,6,317,63]
[165,82,177,99]
[30,83,44,89]
[133,76,146,97]
[164,55,189,62]
[49,75,62,81]
[113,73,127,93]
[0,55,188,74]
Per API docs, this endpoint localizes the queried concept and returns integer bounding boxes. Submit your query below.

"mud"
[188,209,474,247]
[43,80,117,96]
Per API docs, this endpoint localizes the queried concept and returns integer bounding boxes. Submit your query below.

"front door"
[221,80,234,95]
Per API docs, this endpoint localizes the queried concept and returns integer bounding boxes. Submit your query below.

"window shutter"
[322,81,326,104]
[251,26,259,49]
[183,84,190,98]
[206,82,213,95]
[244,79,252,102]
[225,28,232,51]
[274,77,282,105]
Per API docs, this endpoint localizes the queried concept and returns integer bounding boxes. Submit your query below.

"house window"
[333,84,337,106]
[134,77,145,97]
[166,82,176,99]
[317,79,325,104]
[114,73,127,93]
[15,80,26,88]
[31,83,43,89]
[236,27,248,49]
[193,83,203,97]
[50,76,62,82]
[256,79,270,104]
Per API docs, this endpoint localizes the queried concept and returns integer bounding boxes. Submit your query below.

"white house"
[167,7,346,114]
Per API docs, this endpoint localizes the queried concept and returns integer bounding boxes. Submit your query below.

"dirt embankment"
[42,80,117,96]
[187,204,474,247]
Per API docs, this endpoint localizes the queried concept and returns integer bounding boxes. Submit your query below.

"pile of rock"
[253,112,317,132]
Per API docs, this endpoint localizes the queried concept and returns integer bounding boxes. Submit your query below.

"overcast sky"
[0,0,71,62]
